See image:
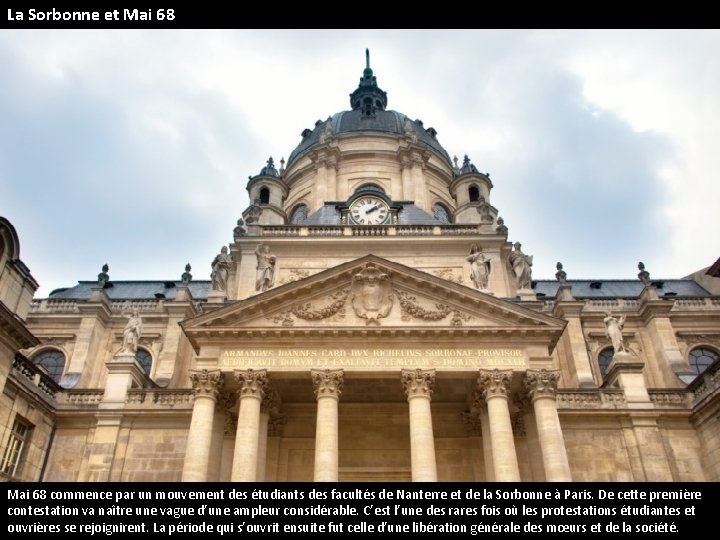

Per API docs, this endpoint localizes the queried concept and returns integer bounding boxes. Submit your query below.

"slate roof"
[43,278,712,302]
[532,280,711,298]
[287,110,452,168]
[47,281,212,300]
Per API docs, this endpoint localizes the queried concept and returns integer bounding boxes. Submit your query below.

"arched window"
[469,185,480,202]
[259,187,270,204]
[289,204,308,224]
[598,347,614,379]
[688,347,718,376]
[136,348,153,376]
[433,203,451,224]
[31,349,66,383]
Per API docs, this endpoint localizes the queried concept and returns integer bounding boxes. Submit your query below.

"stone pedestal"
[206,290,227,304]
[605,351,650,407]
[517,288,537,301]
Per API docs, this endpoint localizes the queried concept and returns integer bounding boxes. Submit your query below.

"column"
[478,369,520,481]
[231,369,268,482]
[311,369,343,482]
[256,387,278,482]
[182,369,224,482]
[524,369,572,481]
[402,369,437,482]
[478,400,495,482]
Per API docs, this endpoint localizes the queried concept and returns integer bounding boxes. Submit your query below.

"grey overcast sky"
[1,29,718,298]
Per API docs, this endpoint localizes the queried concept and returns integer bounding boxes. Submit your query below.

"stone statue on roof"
[467,244,491,290]
[211,246,231,292]
[97,263,109,288]
[181,263,192,285]
[509,242,533,290]
[555,262,567,283]
[255,244,276,292]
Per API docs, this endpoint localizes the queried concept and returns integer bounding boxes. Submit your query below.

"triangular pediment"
[181,255,566,352]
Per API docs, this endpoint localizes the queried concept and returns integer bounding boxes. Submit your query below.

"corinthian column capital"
[402,368,435,399]
[311,369,344,400]
[188,369,224,399]
[524,369,560,401]
[234,369,268,399]
[477,369,513,399]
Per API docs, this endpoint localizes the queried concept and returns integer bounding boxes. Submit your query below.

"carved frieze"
[431,268,464,285]
[279,269,311,285]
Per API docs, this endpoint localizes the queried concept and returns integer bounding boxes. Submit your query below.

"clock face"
[349,196,390,225]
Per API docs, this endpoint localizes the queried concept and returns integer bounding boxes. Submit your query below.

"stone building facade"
[2,54,719,482]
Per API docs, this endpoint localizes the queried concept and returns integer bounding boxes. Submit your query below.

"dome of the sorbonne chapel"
[287,50,452,168]
[1,50,718,484]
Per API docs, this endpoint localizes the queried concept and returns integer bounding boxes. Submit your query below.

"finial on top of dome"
[350,49,387,115]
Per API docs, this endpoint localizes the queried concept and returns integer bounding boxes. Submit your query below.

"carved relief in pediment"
[268,289,349,327]
[263,263,479,328]
[350,263,393,325]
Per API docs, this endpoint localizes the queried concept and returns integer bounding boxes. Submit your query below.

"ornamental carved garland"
[396,290,451,321]
[268,289,349,326]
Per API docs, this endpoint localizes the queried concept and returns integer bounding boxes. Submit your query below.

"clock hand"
[366,205,379,214]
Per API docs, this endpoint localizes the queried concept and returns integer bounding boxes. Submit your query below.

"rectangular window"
[1,416,32,477]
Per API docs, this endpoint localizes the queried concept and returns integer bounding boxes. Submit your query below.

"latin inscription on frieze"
[220,348,527,369]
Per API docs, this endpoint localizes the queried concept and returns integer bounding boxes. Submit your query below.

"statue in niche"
[604,312,628,354]
[255,244,276,292]
[119,304,143,354]
[467,244,491,290]
[509,242,533,289]
[211,246,232,292]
